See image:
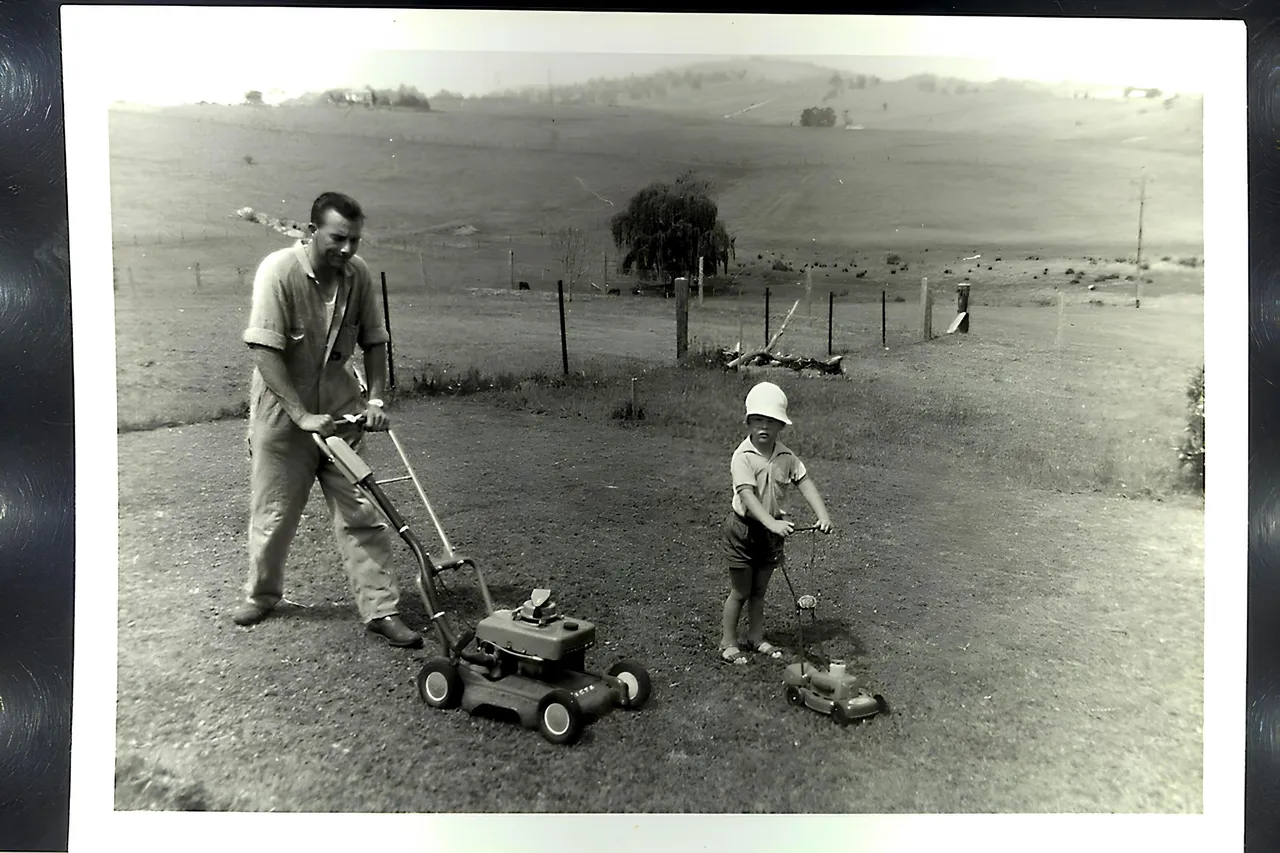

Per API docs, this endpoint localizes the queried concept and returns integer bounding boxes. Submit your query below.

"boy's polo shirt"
[243,240,390,422]
[730,436,808,520]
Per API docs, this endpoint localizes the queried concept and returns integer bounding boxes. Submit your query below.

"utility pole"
[1135,168,1146,309]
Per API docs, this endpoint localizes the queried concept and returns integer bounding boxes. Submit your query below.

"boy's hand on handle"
[816,517,834,535]
[768,518,795,538]
[298,413,337,437]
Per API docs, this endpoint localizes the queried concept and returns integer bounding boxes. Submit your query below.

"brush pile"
[717,298,845,375]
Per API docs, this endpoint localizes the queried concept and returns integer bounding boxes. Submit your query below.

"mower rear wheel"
[537,689,586,745]
[786,686,803,707]
[416,658,463,709]
[831,703,852,727]
[606,659,652,709]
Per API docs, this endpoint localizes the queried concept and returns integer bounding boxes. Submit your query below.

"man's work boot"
[366,615,423,648]
[232,601,273,627]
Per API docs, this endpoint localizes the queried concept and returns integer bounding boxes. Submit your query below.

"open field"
[109,62,1205,814]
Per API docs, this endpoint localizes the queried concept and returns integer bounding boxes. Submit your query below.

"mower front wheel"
[416,658,463,709]
[537,689,586,746]
[606,659,652,710]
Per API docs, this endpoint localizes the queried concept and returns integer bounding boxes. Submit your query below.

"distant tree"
[395,85,431,109]
[1145,88,1163,99]
[244,90,264,106]
[550,225,592,301]
[917,75,937,93]
[609,172,736,285]
[800,106,837,127]
[829,72,844,94]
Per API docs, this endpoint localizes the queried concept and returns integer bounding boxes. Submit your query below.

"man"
[231,191,422,648]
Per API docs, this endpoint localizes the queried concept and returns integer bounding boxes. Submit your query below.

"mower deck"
[783,661,888,725]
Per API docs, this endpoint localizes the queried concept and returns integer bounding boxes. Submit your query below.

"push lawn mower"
[312,415,652,746]
[776,525,889,726]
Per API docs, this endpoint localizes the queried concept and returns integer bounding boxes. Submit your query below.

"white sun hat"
[744,381,792,425]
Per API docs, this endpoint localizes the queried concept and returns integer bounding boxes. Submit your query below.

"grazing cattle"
[607,288,621,296]
[518,281,530,290]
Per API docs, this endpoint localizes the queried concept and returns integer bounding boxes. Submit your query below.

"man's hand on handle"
[298,413,337,438]
[363,402,391,432]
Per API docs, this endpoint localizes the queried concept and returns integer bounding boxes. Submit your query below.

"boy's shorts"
[722,510,785,572]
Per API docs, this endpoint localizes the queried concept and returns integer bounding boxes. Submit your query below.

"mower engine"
[474,588,596,676]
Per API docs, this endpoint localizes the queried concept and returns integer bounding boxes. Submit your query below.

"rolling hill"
[107,56,1203,284]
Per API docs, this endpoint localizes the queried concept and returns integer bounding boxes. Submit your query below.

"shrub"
[799,106,837,127]
[1177,364,1205,493]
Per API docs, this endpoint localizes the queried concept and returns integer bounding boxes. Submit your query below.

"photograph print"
[61,7,1242,844]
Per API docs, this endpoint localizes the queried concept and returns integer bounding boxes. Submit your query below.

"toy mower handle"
[789,524,828,534]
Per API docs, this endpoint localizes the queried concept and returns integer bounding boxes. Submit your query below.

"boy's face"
[747,414,785,448]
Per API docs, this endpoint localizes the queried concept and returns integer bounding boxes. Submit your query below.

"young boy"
[720,381,833,665]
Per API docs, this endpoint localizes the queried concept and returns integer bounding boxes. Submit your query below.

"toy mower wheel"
[831,704,852,727]
[537,689,586,745]
[416,658,463,709]
[785,686,803,707]
[606,659,652,710]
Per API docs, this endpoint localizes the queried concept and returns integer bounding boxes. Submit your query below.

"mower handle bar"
[310,412,457,558]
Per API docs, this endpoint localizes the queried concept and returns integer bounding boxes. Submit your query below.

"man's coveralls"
[240,240,403,623]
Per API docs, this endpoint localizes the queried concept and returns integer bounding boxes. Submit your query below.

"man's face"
[311,209,363,270]
[747,414,784,446]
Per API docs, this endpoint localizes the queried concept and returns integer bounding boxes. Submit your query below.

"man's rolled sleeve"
[243,254,289,351]
[352,258,391,350]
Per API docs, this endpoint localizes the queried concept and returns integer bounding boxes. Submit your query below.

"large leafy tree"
[609,172,735,284]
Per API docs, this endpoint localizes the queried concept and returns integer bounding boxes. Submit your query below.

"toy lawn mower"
[312,416,652,746]
[776,525,889,726]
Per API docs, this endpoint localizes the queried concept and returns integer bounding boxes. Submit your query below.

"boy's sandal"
[753,641,785,660]
[720,646,750,665]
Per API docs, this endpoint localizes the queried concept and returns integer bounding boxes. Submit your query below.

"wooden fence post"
[952,282,971,334]
[698,256,704,307]
[509,249,514,290]
[828,291,834,355]
[806,267,813,317]
[920,276,933,341]
[765,287,771,346]
[881,290,887,348]
[675,276,689,359]
[558,280,569,376]
[381,271,396,388]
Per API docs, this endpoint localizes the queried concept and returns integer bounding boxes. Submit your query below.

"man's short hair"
[310,192,365,227]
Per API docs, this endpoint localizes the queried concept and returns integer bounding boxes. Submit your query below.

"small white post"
[698,255,704,307]
[1055,291,1066,347]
